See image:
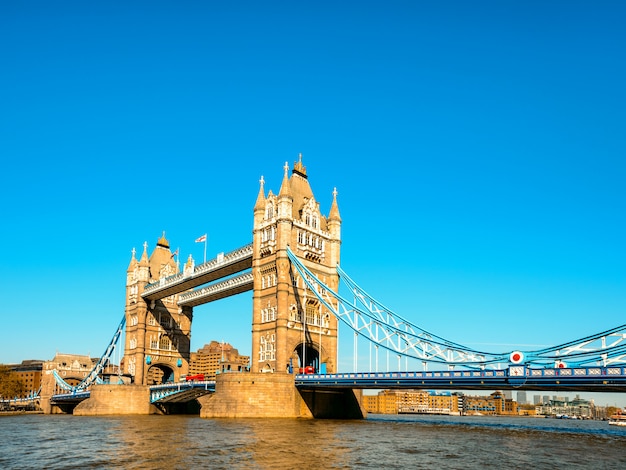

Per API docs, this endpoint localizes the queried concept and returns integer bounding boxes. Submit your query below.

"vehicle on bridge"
[299,366,315,374]
[185,374,205,382]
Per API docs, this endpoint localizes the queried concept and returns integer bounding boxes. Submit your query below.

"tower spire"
[279,162,292,197]
[329,187,341,222]
[293,152,307,178]
[254,175,266,212]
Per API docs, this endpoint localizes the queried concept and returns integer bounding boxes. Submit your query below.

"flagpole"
[195,233,208,263]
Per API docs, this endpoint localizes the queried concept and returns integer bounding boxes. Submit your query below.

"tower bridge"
[42,155,626,418]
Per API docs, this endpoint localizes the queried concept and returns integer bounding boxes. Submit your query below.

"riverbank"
[0,410,43,416]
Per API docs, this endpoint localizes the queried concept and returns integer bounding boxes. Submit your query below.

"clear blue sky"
[1,2,624,405]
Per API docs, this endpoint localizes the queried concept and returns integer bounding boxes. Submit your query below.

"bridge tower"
[251,156,341,374]
[123,233,193,385]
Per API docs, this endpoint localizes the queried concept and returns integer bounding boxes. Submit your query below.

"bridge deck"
[295,366,626,393]
[178,272,253,307]
[142,244,252,300]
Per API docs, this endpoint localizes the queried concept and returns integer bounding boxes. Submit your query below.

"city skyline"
[1,2,624,407]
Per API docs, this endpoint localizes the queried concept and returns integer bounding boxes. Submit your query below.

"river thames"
[1,413,625,469]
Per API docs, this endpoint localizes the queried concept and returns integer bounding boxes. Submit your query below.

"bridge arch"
[293,343,319,373]
[146,363,175,385]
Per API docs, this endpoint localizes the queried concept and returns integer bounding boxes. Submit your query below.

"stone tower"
[123,233,193,385]
[251,156,341,374]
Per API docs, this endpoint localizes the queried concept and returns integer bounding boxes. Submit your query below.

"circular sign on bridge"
[509,351,524,364]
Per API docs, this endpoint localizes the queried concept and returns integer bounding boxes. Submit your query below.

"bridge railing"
[295,365,626,383]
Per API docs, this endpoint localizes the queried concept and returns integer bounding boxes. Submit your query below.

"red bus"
[185,374,205,382]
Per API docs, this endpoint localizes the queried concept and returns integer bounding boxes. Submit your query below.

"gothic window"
[305,302,318,325]
[130,337,137,349]
[159,313,171,328]
[261,276,266,289]
[266,204,274,219]
[130,315,138,326]
[150,338,158,349]
[159,336,171,350]
[148,316,156,326]
[261,305,277,323]
[259,334,276,361]
[129,285,138,303]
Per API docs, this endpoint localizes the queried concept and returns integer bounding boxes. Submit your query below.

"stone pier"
[198,372,365,419]
[73,385,160,416]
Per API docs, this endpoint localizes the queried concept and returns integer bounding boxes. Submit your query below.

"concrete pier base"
[198,372,365,419]
[73,385,160,416]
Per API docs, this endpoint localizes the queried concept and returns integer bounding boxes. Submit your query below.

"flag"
[171,248,179,258]
[195,234,207,243]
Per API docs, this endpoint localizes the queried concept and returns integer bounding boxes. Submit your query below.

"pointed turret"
[329,187,341,223]
[136,241,150,282]
[139,241,149,266]
[127,247,138,272]
[278,162,292,198]
[254,175,266,212]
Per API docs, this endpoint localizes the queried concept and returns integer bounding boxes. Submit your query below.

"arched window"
[159,336,171,351]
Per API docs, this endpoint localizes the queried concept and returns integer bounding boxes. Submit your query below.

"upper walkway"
[142,244,253,301]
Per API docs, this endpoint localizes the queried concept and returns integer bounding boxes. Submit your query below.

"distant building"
[363,389,460,415]
[188,341,249,380]
[538,394,595,418]
[464,391,519,416]
[533,395,541,405]
[3,360,44,398]
[516,391,527,405]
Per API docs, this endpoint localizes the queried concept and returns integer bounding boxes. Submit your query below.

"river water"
[1,413,625,469]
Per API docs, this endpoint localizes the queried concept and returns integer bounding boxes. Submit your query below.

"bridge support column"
[198,372,365,419]
[73,385,160,416]
[199,372,310,418]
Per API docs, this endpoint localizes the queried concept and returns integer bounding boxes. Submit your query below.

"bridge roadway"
[142,244,253,301]
[295,365,626,393]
